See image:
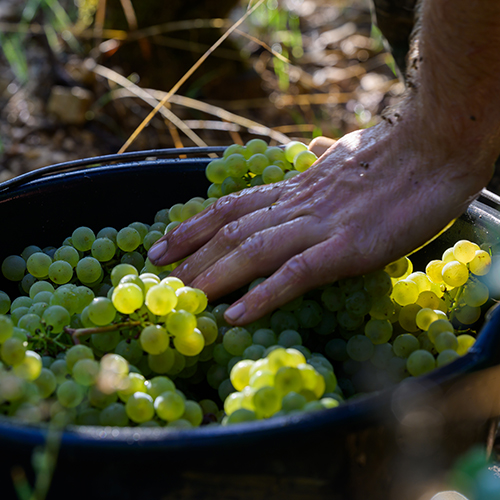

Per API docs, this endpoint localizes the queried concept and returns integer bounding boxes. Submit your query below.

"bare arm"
[148,0,500,325]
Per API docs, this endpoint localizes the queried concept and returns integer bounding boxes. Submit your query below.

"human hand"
[148,113,491,326]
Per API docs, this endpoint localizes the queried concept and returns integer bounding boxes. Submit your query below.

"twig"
[66,320,141,344]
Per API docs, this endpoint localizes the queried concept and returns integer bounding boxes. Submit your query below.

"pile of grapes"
[0,139,494,429]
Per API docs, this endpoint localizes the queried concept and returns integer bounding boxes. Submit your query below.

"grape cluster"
[204,138,317,199]
[0,140,494,430]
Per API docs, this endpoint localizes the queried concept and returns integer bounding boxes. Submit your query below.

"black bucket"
[1,148,500,500]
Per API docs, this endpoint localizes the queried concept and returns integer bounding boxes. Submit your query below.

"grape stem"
[448,285,465,322]
[66,321,141,344]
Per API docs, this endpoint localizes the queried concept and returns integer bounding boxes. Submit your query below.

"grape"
[126,392,155,423]
[253,386,281,418]
[148,348,175,374]
[72,227,96,252]
[0,291,11,315]
[364,319,392,344]
[364,270,392,296]
[57,380,85,408]
[91,237,116,262]
[284,141,307,162]
[0,314,14,342]
[155,391,185,421]
[223,327,252,356]
[66,345,95,372]
[434,331,458,353]
[345,290,372,317]
[437,349,460,367]
[50,359,69,384]
[384,256,410,278]
[462,280,489,307]
[97,227,118,243]
[442,261,469,287]
[180,200,204,221]
[116,227,141,252]
[427,319,454,343]
[296,300,323,328]
[17,314,43,335]
[2,255,27,281]
[223,144,245,158]
[42,305,70,334]
[346,335,374,362]
[262,165,284,184]
[13,350,42,381]
[230,359,255,391]
[221,176,246,195]
[393,334,419,358]
[456,334,476,355]
[145,284,177,316]
[196,316,218,346]
[426,259,445,284]
[225,154,247,178]
[278,329,302,347]
[76,257,102,284]
[72,358,100,386]
[27,252,52,279]
[406,349,436,376]
[453,240,480,264]
[34,368,57,398]
[293,150,317,172]
[392,279,419,306]
[245,138,268,155]
[21,245,42,260]
[173,328,205,356]
[115,339,143,366]
[29,281,54,299]
[206,159,228,184]
[207,183,222,198]
[99,402,129,426]
[11,296,33,311]
[247,153,269,175]
[140,325,170,355]
[91,330,120,352]
[112,283,143,314]
[54,245,80,268]
[469,250,492,276]
[456,305,481,325]
[143,231,163,251]
[415,308,440,331]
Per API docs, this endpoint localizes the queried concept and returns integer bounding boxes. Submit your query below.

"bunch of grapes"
[0,139,495,430]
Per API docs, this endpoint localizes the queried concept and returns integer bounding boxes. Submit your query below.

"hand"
[148,111,490,326]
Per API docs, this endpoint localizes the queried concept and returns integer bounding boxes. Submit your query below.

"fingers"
[148,184,283,266]
[308,136,337,158]
[223,235,368,325]
[185,215,325,300]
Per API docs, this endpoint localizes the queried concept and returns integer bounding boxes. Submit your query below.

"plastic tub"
[1,148,500,500]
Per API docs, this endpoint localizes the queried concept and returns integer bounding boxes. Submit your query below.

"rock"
[46,86,93,125]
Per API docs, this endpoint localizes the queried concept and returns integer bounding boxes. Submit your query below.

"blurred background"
[0,0,403,180]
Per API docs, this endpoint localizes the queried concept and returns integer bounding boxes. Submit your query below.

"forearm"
[409,0,500,173]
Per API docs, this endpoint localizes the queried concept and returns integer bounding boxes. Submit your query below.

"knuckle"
[284,253,314,283]
[240,233,266,261]
[218,220,243,249]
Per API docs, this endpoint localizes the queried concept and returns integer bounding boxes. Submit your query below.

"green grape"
[72,358,100,386]
[346,335,375,361]
[148,348,175,374]
[21,274,36,294]
[230,359,254,391]
[253,386,281,418]
[384,256,410,278]
[50,359,69,384]
[224,392,245,417]
[206,158,228,184]
[437,349,460,367]
[434,331,458,353]
[415,308,440,331]
[345,290,372,317]
[196,316,218,345]
[72,226,96,252]
[76,408,101,426]
[262,165,284,184]
[114,339,143,366]
[324,338,348,362]
[11,296,33,311]
[66,344,95,372]
[321,286,345,312]
[364,319,392,344]
[442,248,456,263]
[250,175,264,187]
[26,252,52,279]
[12,350,42,381]
[180,200,204,221]
[221,176,247,195]
[264,146,285,163]
[0,314,14,342]
[21,245,42,260]
[155,391,185,421]
[29,281,54,299]
[112,283,143,314]
[293,150,317,172]
[363,270,392,296]
[469,250,492,276]
[453,240,480,264]
[225,154,248,178]
[86,297,115,326]
[223,408,257,425]
[207,183,222,198]
[97,226,118,243]
[300,363,328,396]
[173,328,205,356]
[397,303,421,332]
[455,334,475,356]
[150,222,167,233]
[140,325,170,355]
[245,138,268,155]
[128,222,148,242]
[271,310,299,332]
[166,310,196,337]
[160,276,184,291]
[174,286,200,314]
[393,334,419,358]
[126,392,155,423]
[181,401,203,427]
[91,237,116,262]
[57,380,85,408]
[278,329,302,347]
[455,305,481,325]
[425,259,445,284]
[284,141,307,162]
[0,291,11,315]
[442,261,469,287]
[145,284,177,315]
[369,295,395,319]
[2,255,26,281]
[242,344,266,361]
[42,305,70,334]
[143,231,163,251]
[284,170,300,180]
[34,367,57,398]
[54,245,80,268]
[247,153,270,175]
[213,344,233,366]
[223,144,245,158]
[99,402,129,426]
[202,198,217,209]
[274,366,303,396]
[91,330,120,352]
[337,310,364,330]
[117,370,147,403]
[313,310,337,336]
[111,264,138,287]
[76,257,102,284]
[387,356,408,383]
[462,280,489,307]
[17,314,43,335]
[295,300,323,328]
[116,227,141,252]
[281,391,307,412]
[406,349,436,377]
[370,343,395,370]
[392,279,419,306]
[121,251,144,273]
[223,327,252,356]
[427,319,454,344]
[74,286,95,314]
[11,306,29,326]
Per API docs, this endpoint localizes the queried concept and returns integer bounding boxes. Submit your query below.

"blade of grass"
[93,64,208,147]
[0,33,29,84]
[117,0,266,154]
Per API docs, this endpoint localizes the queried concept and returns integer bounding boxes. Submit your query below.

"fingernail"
[148,240,167,263]
[225,302,246,323]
